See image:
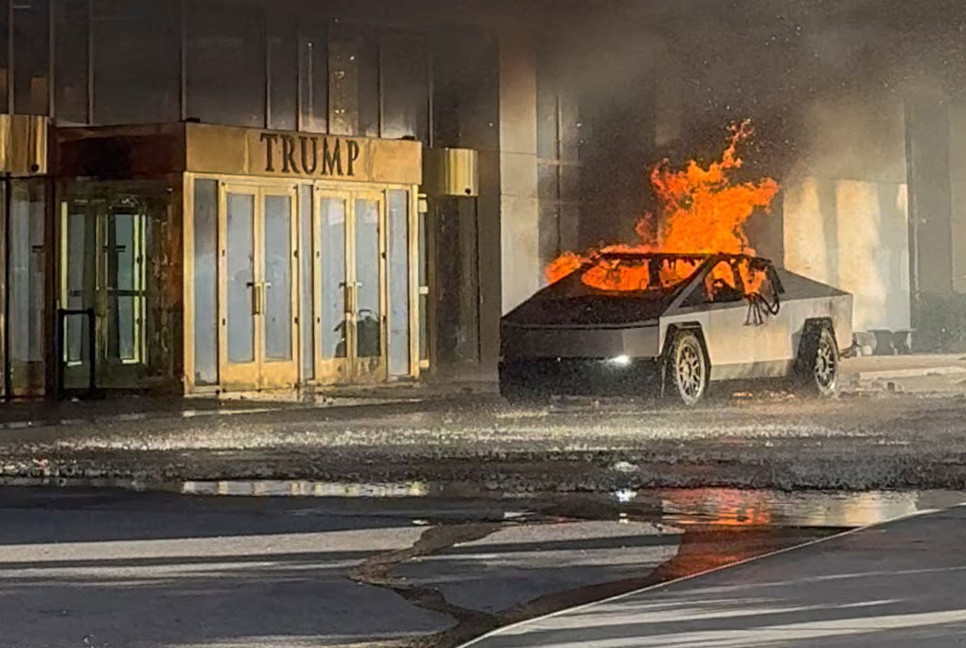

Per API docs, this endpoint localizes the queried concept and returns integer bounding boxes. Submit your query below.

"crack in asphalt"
[349,523,504,642]
[349,520,839,648]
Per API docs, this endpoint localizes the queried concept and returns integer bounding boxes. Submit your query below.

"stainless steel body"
[500,253,853,395]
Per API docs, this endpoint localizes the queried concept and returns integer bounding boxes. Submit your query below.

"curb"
[850,366,966,381]
[0,396,423,432]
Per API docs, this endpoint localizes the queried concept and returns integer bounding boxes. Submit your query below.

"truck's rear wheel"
[668,330,709,406]
[798,323,839,397]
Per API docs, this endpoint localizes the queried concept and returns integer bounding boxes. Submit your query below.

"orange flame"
[545,120,780,293]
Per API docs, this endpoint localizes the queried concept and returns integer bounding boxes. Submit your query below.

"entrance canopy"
[55,122,423,396]
[56,122,422,185]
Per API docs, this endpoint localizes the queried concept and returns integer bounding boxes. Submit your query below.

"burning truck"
[499,251,853,405]
[499,122,853,405]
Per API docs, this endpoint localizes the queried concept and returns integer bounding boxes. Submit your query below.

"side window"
[702,260,745,304]
[739,260,776,301]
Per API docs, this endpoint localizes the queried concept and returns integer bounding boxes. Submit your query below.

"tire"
[667,330,709,406]
[797,323,839,397]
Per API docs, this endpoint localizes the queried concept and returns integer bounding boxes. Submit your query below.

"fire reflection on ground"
[657,488,924,528]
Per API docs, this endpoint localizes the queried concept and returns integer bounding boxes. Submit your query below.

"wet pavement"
[464,503,966,648]
[5,391,966,492]
[3,370,965,646]
[0,485,959,648]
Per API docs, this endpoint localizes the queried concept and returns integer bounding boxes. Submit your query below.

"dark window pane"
[431,27,499,150]
[92,0,179,124]
[329,23,377,137]
[298,17,327,132]
[382,31,428,142]
[268,11,296,131]
[186,0,266,128]
[13,0,49,115]
[54,0,88,124]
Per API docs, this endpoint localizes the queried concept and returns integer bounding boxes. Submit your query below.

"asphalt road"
[0,487,849,648]
[4,392,966,491]
[465,504,966,648]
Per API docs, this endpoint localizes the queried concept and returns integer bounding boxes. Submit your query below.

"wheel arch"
[660,322,711,396]
[795,317,836,372]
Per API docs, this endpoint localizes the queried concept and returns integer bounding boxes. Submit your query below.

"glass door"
[316,191,351,383]
[219,184,298,391]
[259,189,299,388]
[350,194,386,383]
[8,180,47,396]
[103,209,147,371]
[315,188,387,384]
[61,196,150,389]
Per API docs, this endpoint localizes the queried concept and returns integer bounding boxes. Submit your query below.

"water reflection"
[180,479,430,498]
[7,473,961,532]
[657,489,930,528]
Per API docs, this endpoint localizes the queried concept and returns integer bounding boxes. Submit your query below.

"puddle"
[3,474,961,531]
[652,488,965,528]
[180,479,433,498]
[175,481,965,529]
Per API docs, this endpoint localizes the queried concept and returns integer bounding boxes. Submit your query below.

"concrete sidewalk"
[0,353,962,432]
[0,379,497,430]
[465,504,966,647]
[841,353,966,393]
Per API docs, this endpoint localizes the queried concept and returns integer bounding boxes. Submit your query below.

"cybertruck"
[500,252,853,405]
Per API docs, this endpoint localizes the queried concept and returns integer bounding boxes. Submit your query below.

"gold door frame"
[347,189,387,385]
[313,187,353,385]
[217,179,299,392]
[258,186,299,390]
[183,173,420,394]
[58,188,151,389]
[218,183,259,390]
[313,183,391,386]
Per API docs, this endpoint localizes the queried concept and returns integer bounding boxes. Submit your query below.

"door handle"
[249,282,262,316]
[344,283,355,317]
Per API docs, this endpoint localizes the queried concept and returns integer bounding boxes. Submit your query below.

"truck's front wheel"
[667,330,709,406]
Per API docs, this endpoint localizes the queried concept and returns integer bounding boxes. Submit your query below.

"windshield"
[570,254,704,295]
[503,254,706,326]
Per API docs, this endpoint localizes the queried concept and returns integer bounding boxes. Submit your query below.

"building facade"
[0,0,576,398]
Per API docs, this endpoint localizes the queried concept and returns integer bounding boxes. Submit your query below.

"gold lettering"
[300,136,318,174]
[281,135,298,173]
[260,133,279,173]
[347,140,360,176]
[322,138,343,176]
[259,132,368,179]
